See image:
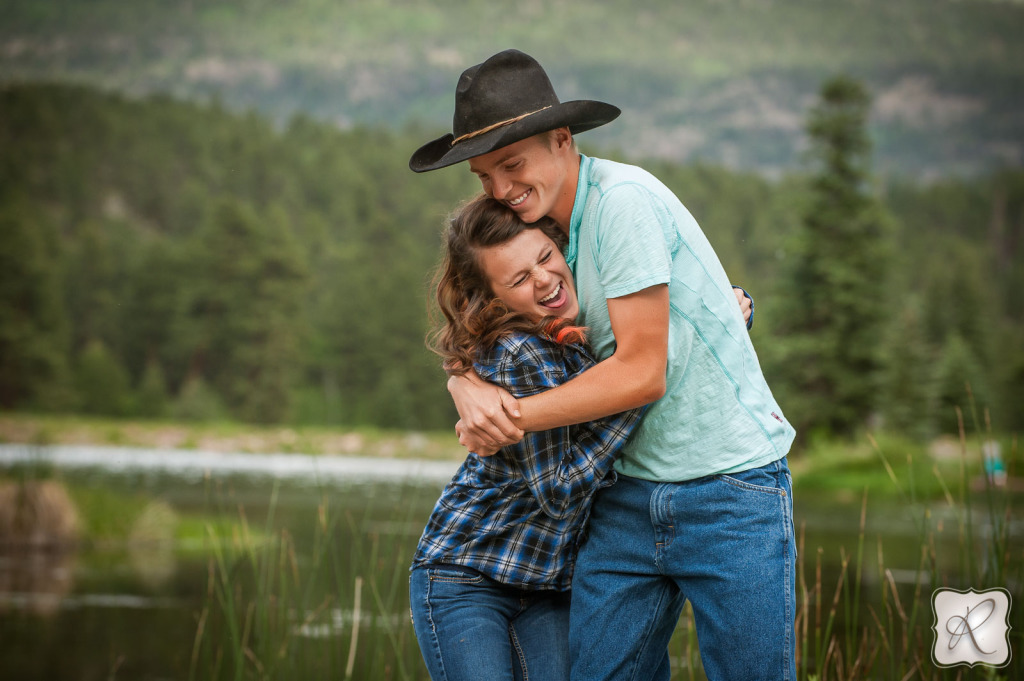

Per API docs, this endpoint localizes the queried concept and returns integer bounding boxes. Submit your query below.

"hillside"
[1,0,1022,178]
[2,83,1021,436]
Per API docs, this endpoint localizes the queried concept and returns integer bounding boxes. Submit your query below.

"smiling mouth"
[539,282,564,306]
[507,189,531,207]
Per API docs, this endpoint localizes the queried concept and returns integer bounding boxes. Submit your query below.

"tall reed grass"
[778,407,1019,681]
[191,413,1020,680]
[189,479,432,680]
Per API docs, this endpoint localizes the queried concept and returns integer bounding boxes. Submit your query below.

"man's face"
[468,131,574,228]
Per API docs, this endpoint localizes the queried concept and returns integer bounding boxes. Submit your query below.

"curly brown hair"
[428,194,585,374]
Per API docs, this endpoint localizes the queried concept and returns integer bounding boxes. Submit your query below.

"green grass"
[190,482,432,680]
[4,411,1021,678]
[792,432,971,503]
[185,427,1021,679]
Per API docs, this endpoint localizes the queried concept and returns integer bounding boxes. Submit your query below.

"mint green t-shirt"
[565,155,795,481]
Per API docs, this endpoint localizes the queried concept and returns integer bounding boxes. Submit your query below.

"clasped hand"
[449,373,524,456]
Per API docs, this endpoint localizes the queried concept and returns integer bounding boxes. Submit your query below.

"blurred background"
[0,1,1021,679]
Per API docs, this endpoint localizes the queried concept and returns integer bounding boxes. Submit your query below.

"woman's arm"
[485,335,643,520]
[515,408,642,520]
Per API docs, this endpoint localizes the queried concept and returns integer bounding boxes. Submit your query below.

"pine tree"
[172,375,227,423]
[932,333,992,435]
[778,76,893,437]
[878,297,935,440]
[0,199,74,410]
[181,199,309,423]
[64,219,123,355]
[136,357,170,418]
[75,340,133,416]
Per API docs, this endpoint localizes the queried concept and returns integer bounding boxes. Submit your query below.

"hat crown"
[452,50,560,138]
[409,49,619,172]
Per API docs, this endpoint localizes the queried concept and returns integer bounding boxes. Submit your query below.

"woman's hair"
[429,194,585,373]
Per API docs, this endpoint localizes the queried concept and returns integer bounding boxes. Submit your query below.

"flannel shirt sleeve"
[488,335,644,521]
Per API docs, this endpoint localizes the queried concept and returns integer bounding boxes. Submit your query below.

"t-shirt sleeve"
[592,183,678,299]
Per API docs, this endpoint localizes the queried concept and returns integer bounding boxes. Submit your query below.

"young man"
[411,49,796,681]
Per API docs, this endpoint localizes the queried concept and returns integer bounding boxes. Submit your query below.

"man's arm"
[450,284,751,452]
[452,285,668,452]
[514,284,668,432]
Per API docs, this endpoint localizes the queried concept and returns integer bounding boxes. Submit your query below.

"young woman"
[409,195,642,681]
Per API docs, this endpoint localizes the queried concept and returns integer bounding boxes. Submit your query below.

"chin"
[517,210,543,225]
[557,305,578,321]
[516,201,547,224]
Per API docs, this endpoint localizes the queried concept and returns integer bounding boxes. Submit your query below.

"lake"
[1,444,1019,680]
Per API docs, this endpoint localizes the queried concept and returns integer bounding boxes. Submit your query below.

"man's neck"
[552,153,582,234]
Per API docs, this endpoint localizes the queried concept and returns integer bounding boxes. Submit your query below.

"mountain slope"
[2,0,1022,177]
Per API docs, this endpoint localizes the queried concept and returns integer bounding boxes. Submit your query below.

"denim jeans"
[409,565,571,681]
[569,457,796,681]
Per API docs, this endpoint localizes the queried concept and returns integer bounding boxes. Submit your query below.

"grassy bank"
[0,467,269,551]
[3,411,1019,503]
[0,412,465,461]
[792,430,1019,503]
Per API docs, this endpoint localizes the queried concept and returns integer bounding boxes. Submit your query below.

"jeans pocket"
[428,565,485,584]
[716,460,786,497]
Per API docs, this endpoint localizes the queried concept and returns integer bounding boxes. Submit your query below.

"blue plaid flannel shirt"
[411,331,643,591]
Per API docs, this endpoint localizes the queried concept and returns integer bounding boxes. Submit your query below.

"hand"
[733,286,752,325]
[455,420,500,457]
[448,373,524,453]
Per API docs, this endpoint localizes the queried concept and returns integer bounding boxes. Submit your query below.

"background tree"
[135,357,170,419]
[179,199,309,424]
[877,296,934,440]
[931,333,993,435]
[0,199,73,410]
[75,340,133,416]
[775,76,893,438]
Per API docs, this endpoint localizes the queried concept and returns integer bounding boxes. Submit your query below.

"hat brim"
[409,100,620,173]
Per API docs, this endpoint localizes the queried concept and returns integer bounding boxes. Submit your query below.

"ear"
[550,126,573,151]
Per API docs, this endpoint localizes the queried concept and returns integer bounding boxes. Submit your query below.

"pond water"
[1,444,1018,680]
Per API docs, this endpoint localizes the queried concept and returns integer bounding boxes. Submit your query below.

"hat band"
[450,106,552,147]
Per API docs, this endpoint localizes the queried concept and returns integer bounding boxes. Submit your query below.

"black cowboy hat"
[409,49,620,173]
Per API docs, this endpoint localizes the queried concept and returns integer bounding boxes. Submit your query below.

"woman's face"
[477,228,579,321]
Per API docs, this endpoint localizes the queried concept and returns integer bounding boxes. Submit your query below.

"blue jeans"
[409,565,571,681]
[569,457,796,681]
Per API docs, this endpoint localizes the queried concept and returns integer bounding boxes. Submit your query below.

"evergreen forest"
[1,82,1021,440]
